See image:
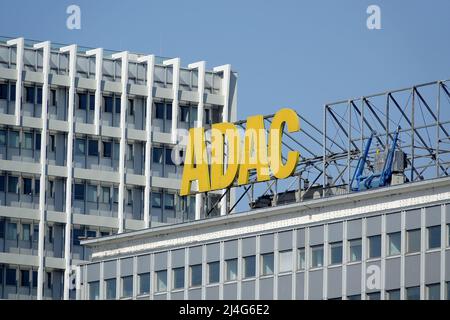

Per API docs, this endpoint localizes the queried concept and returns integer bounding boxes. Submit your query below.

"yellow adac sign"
[180,108,300,196]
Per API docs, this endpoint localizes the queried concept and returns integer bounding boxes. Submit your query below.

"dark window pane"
[208,262,220,284]
[6,268,16,286]
[89,94,95,110]
[369,235,382,258]
[115,97,121,113]
[0,83,7,99]
[35,179,40,194]
[165,148,174,165]
[74,183,85,200]
[180,106,189,122]
[10,84,16,101]
[78,93,87,110]
[23,178,32,195]
[155,103,164,119]
[35,133,41,150]
[121,276,133,297]
[37,88,43,104]
[243,255,256,278]
[20,270,29,287]
[164,193,174,210]
[173,267,184,289]
[166,104,172,120]
[190,265,202,287]
[25,86,34,103]
[428,226,441,249]
[330,242,342,264]
[8,176,18,193]
[0,175,5,192]
[72,228,84,246]
[152,147,163,164]
[104,96,113,112]
[105,278,115,300]
[103,141,112,158]
[406,286,420,300]
[138,273,150,295]
[128,99,134,115]
[88,139,98,156]
[151,192,161,208]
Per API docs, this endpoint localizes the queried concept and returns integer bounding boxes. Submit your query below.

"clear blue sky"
[1,0,449,124]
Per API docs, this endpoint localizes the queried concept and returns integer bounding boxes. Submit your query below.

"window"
[406,286,420,300]
[349,238,362,262]
[10,84,16,101]
[172,267,184,290]
[297,248,306,270]
[22,224,31,241]
[33,225,39,243]
[105,278,116,299]
[127,144,134,161]
[35,133,41,150]
[225,259,237,281]
[51,89,56,106]
[30,270,36,288]
[329,242,343,265]
[121,276,133,298]
[48,180,54,198]
[156,270,167,292]
[25,86,34,103]
[155,103,164,119]
[101,186,110,204]
[311,245,324,268]
[367,292,381,300]
[166,104,172,120]
[368,235,381,258]
[75,138,85,155]
[78,93,87,110]
[89,281,100,300]
[0,176,4,192]
[243,255,256,278]
[104,96,113,112]
[47,226,53,243]
[152,147,163,164]
[128,99,134,116]
[89,94,95,110]
[407,229,421,253]
[164,193,175,210]
[6,222,17,240]
[74,183,85,200]
[151,192,161,208]
[8,176,18,193]
[428,225,441,249]
[20,270,29,287]
[113,187,119,203]
[47,272,52,289]
[37,88,42,104]
[23,177,32,195]
[279,250,293,273]
[205,109,211,124]
[208,261,220,284]
[0,83,7,99]
[9,131,19,148]
[165,148,174,165]
[115,97,121,113]
[88,139,99,156]
[138,273,150,295]
[386,289,401,300]
[427,283,440,300]
[261,253,274,276]
[23,132,33,149]
[87,185,97,202]
[387,232,401,256]
[0,130,6,145]
[190,264,202,287]
[127,189,133,205]
[49,135,55,152]
[35,179,40,194]
[6,268,16,286]
[180,106,189,122]
[103,141,112,158]
[0,219,4,238]
[347,294,361,300]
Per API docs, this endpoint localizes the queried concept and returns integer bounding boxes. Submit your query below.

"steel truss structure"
[205,79,450,215]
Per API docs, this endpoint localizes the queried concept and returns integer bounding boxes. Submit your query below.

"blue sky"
[1,0,449,125]
[1,0,449,213]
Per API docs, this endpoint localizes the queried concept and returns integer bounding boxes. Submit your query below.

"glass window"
[243,255,256,278]
[101,186,110,204]
[51,89,56,106]
[32,270,38,288]
[407,229,421,253]
[368,235,381,258]
[428,225,441,249]
[156,270,167,292]
[74,183,85,200]
[386,289,401,300]
[261,253,274,276]
[0,175,4,192]
[388,232,401,256]
[152,147,163,164]
[180,106,189,122]
[105,278,116,300]
[406,286,420,300]
[87,185,97,202]
[112,187,118,203]
[89,281,100,300]
[225,259,237,281]
[8,176,18,193]
[329,242,343,265]
[7,222,16,240]
[10,84,16,101]
[35,133,41,150]
[88,139,98,156]
[20,270,29,287]
[127,189,133,206]
[22,224,31,241]
[113,142,120,160]
[127,144,134,161]
[5,268,16,286]
[0,83,7,99]
[37,88,42,104]
[164,193,175,210]
[89,94,95,110]
[115,97,121,113]
[0,219,4,239]
[138,273,150,295]
[190,264,202,287]
[78,93,87,110]
[103,141,112,158]
[104,96,113,112]
[9,131,19,148]
[25,86,34,103]
[152,192,161,208]
[173,267,186,290]
[47,272,52,289]
[33,225,39,243]
[166,104,172,120]
[128,99,134,115]
[165,148,175,166]
[427,283,440,300]
[349,238,362,262]
[347,294,361,300]
[367,292,381,300]
[0,130,6,145]
[23,132,33,149]
[23,177,32,195]
[155,103,164,119]
[49,135,55,152]
[121,276,133,298]
[208,261,220,284]
[311,245,324,268]
[279,250,292,273]
[297,248,306,270]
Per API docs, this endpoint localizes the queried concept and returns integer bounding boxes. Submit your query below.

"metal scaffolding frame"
[202,78,450,216]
